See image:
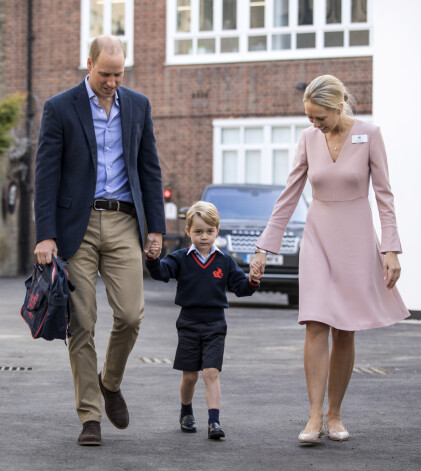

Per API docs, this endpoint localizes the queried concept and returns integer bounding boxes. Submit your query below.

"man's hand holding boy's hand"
[145,241,161,260]
[144,233,162,259]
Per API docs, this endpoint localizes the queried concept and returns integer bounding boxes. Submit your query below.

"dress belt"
[93,199,136,217]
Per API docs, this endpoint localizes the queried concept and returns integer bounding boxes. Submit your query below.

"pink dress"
[256,119,410,331]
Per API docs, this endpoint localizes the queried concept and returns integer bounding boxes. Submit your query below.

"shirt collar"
[187,244,222,257]
[84,75,120,107]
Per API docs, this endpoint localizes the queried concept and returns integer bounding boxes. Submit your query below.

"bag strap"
[36,264,52,287]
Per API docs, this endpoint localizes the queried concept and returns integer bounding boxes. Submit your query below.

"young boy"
[145,201,260,439]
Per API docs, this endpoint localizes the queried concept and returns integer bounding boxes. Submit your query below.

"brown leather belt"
[93,199,136,217]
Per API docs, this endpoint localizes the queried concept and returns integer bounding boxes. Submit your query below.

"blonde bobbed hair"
[303,75,355,116]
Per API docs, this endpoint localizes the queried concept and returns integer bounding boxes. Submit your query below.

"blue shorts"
[173,316,227,372]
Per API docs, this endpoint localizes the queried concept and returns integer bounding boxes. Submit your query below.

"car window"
[203,187,307,222]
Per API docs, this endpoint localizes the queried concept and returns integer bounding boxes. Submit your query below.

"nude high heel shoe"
[298,425,325,443]
[326,427,349,441]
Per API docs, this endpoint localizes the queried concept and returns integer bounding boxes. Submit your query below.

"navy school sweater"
[145,248,259,321]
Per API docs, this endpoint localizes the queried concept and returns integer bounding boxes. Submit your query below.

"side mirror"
[178,206,189,220]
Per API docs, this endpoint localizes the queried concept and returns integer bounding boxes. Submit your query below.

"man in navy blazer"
[34,35,166,445]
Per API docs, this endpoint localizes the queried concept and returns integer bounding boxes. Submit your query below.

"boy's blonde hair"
[186,201,220,228]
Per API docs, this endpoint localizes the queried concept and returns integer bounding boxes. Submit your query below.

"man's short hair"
[89,35,126,64]
[186,201,220,228]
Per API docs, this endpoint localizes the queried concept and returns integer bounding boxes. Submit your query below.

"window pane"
[221,128,240,144]
[198,38,215,53]
[246,151,261,183]
[272,34,291,50]
[244,127,263,144]
[349,29,369,46]
[326,0,341,24]
[112,0,125,35]
[223,0,237,30]
[248,35,267,51]
[272,127,291,143]
[90,0,103,37]
[298,0,313,25]
[223,151,238,183]
[324,31,344,47]
[272,150,289,185]
[352,0,367,22]
[295,125,309,142]
[200,0,213,31]
[297,33,316,48]
[274,0,288,26]
[221,37,239,52]
[250,0,265,28]
[175,39,193,55]
[177,0,191,32]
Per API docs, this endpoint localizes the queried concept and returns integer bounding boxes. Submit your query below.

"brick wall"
[2,0,373,265]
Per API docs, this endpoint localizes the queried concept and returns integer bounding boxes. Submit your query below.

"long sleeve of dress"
[369,127,402,254]
[255,132,309,254]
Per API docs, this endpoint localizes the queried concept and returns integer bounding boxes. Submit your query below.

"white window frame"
[80,0,134,68]
[166,0,372,65]
[213,115,372,198]
[213,117,311,185]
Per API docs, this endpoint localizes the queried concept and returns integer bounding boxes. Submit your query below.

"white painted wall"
[372,0,421,310]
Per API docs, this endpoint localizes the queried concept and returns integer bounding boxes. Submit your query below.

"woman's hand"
[383,251,401,289]
[249,252,267,281]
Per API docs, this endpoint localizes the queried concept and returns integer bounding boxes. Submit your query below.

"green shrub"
[0,94,25,156]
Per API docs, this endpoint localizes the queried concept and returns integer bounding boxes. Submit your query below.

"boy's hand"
[144,232,162,259]
[250,252,266,279]
[145,241,160,260]
[249,265,263,283]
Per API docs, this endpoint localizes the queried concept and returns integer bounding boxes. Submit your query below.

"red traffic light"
[163,189,172,200]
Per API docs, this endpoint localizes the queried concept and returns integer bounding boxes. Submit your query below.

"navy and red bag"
[20,255,74,343]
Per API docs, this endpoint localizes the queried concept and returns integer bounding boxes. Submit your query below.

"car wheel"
[288,294,299,306]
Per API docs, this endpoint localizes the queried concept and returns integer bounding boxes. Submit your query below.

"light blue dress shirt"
[85,76,133,203]
[187,244,222,264]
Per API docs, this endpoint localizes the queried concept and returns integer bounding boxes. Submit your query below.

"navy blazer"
[34,80,166,258]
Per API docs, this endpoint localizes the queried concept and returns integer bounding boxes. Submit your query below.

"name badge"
[352,134,368,144]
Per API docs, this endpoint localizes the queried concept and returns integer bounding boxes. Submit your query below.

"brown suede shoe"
[77,420,102,446]
[98,373,129,429]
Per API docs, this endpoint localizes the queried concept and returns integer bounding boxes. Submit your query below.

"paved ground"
[0,276,420,471]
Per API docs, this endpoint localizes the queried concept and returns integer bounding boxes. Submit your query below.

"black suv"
[178,184,307,306]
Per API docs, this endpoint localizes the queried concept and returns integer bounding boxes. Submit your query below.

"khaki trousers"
[67,209,144,423]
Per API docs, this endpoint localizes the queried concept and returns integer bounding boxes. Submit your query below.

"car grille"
[227,232,300,255]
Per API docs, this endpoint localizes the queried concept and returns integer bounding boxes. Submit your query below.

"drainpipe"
[19,0,33,273]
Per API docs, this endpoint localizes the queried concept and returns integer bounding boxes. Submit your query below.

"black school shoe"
[180,414,197,433]
[208,422,225,440]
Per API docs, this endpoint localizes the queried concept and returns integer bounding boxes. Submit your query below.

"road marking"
[137,357,172,365]
[353,366,391,375]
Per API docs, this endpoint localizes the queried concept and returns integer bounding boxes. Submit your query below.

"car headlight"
[215,235,228,248]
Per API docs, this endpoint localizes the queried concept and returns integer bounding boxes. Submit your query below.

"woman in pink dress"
[250,75,409,444]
